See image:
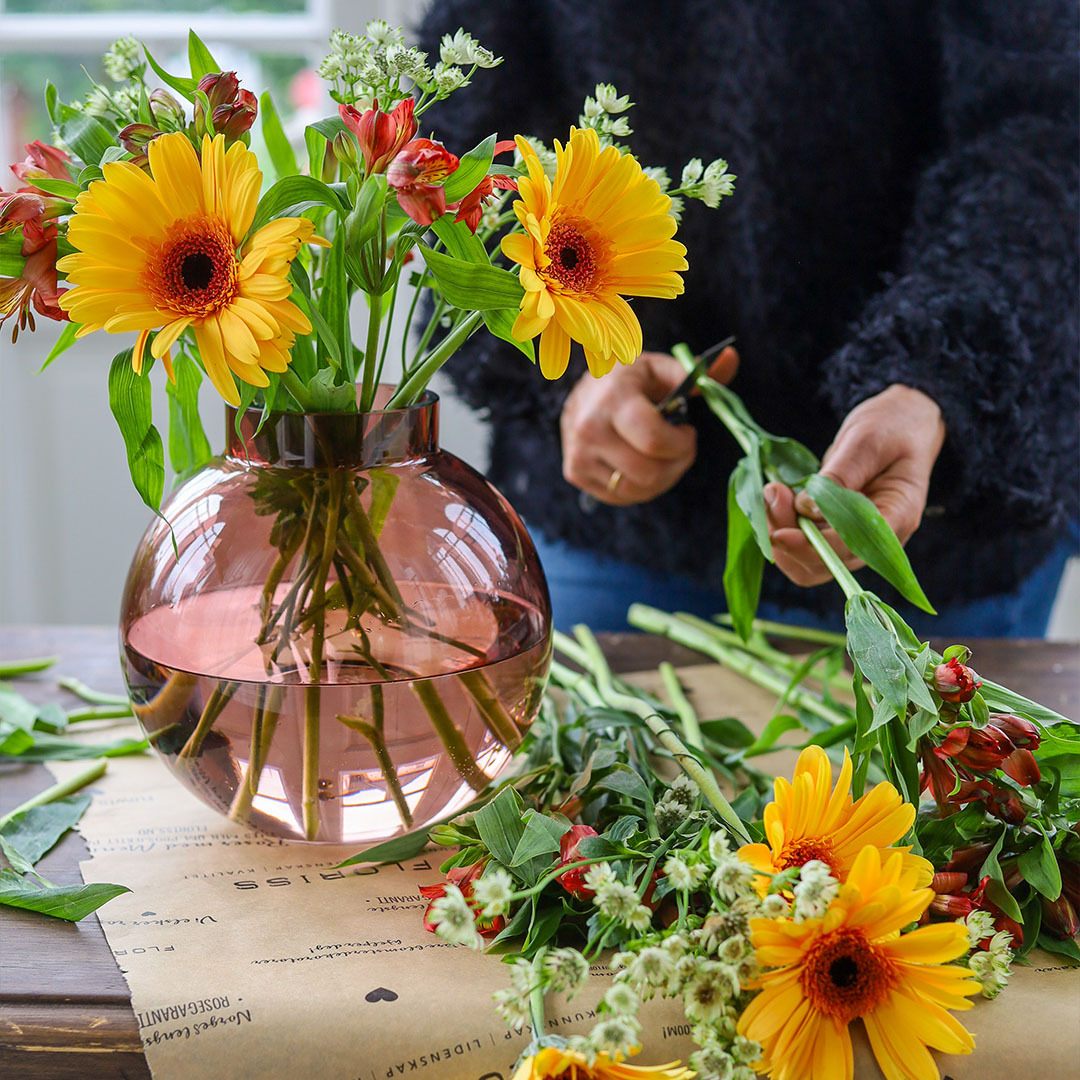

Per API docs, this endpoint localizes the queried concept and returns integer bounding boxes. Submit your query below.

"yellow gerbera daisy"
[738,845,980,1080]
[738,745,932,887]
[501,127,687,380]
[512,1046,693,1080]
[57,132,325,406]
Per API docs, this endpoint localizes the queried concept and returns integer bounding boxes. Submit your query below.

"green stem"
[400,272,432,372]
[798,517,863,601]
[386,310,484,407]
[228,685,283,823]
[672,342,756,457]
[571,625,751,843]
[57,677,130,707]
[413,680,489,792]
[66,705,133,723]
[659,661,703,751]
[627,605,847,728]
[177,682,237,761]
[406,292,445,375]
[713,614,847,648]
[360,289,384,412]
[0,656,58,678]
[0,759,107,829]
[457,668,522,751]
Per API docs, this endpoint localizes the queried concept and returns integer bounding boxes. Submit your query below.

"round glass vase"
[119,388,551,846]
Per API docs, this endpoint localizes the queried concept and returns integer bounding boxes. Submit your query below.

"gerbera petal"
[194,317,239,406]
[538,319,571,379]
[148,133,204,217]
[151,318,191,358]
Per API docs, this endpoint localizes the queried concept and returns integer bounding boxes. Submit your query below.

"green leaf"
[979,828,1024,924]
[723,473,766,643]
[594,764,652,806]
[25,177,78,199]
[187,30,221,80]
[44,81,59,125]
[845,594,908,719]
[443,134,497,204]
[418,244,524,310]
[307,115,348,143]
[1018,826,1062,901]
[317,227,350,372]
[763,436,819,486]
[0,231,26,277]
[509,811,569,867]
[143,46,197,102]
[699,716,756,749]
[804,473,935,613]
[0,869,129,922]
[0,794,91,872]
[59,114,117,168]
[108,350,165,514]
[9,733,147,762]
[369,472,399,537]
[732,451,771,559]
[165,353,213,477]
[1037,933,1080,963]
[431,214,490,265]
[979,679,1071,728]
[259,91,298,183]
[39,320,80,371]
[474,786,525,866]
[0,729,34,755]
[249,175,345,236]
[0,684,38,732]
[744,714,805,757]
[336,828,432,867]
[481,306,535,362]
[575,835,623,859]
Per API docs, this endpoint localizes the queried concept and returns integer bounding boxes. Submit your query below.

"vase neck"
[225,388,439,468]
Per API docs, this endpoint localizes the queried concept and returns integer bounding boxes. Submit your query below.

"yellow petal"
[538,319,571,379]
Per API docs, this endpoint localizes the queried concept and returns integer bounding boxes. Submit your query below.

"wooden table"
[1,626,1077,1079]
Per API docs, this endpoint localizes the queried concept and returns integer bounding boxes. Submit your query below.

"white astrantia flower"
[365,19,401,46]
[625,904,654,932]
[432,62,468,96]
[711,856,756,902]
[708,830,731,864]
[963,908,996,949]
[792,859,840,922]
[663,932,690,960]
[689,1044,734,1080]
[104,36,140,82]
[386,45,429,83]
[543,947,589,997]
[594,82,632,113]
[83,87,112,118]
[683,961,739,1023]
[699,158,737,207]
[968,929,1014,999]
[664,855,695,891]
[590,1015,641,1059]
[428,885,483,949]
[625,946,675,996]
[731,1035,761,1065]
[718,934,748,965]
[583,861,618,893]
[472,867,513,917]
[603,981,639,1016]
[493,986,530,1029]
[732,1066,757,1080]
[680,158,705,186]
[581,96,605,119]
[760,892,789,918]
[596,880,640,921]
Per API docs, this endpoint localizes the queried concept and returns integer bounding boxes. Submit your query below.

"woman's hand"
[560,349,737,505]
[765,384,946,586]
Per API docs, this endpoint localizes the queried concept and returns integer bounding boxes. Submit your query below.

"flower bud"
[118,123,159,153]
[933,657,982,703]
[198,71,240,111]
[944,843,992,875]
[985,784,1028,825]
[931,871,969,894]
[0,191,46,232]
[1040,894,1079,940]
[149,88,186,128]
[953,726,1013,772]
[212,89,257,142]
[1060,857,1080,912]
[1000,746,1040,787]
[556,824,599,899]
[386,137,459,226]
[332,131,359,176]
[11,141,71,192]
[930,893,977,918]
[987,713,1040,750]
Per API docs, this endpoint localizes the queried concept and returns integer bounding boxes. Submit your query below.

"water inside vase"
[122,584,549,846]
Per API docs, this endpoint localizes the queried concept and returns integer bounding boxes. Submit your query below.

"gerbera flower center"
[148,216,239,317]
[778,838,839,876]
[544,221,598,293]
[800,927,893,1024]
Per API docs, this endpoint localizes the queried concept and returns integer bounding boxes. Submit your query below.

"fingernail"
[764,486,778,509]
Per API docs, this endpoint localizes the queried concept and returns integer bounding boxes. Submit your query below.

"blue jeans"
[530,524,1078,638]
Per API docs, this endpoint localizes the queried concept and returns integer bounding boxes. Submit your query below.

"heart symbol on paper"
[365,987,398,1003]
[140,911,157,916]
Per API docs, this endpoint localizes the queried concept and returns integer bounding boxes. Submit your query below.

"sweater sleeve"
[821,0,1079,529]
[414,0,584,435]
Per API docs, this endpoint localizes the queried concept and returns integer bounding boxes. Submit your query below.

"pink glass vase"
[119,389,551,845]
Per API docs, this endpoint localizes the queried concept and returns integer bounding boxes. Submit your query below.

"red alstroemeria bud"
[11,140,71,194]
[339,97,418,176]
[118,123,160,154]
[985,784,1028,825]
[931,893,977,918]
[198,71,241,111]
[933,657,982,703]
[212,89,258,141]
[1000,746,1040,787]
[555,824,600,899]
[932,871,969,894]
[149,88,186,128]
[387,138,460,226]
[945,843,993,875]
[0,190,46,232]
[953,725,1014,773]
[1040,894,1079,940]
[981,897,1024,947]
[988,713,1040,750]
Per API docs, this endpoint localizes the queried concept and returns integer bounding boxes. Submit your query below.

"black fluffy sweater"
[416,0,1079,616]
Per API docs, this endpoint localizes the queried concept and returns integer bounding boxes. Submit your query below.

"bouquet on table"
[0,22,735,845]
